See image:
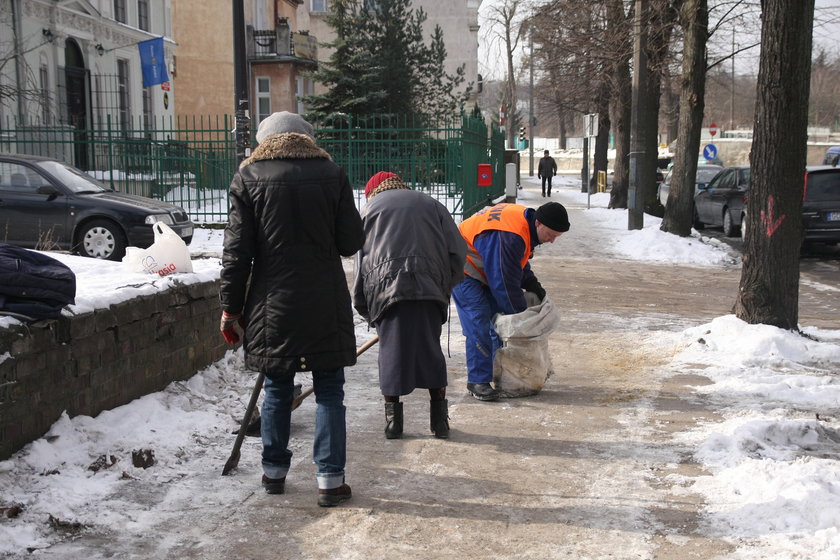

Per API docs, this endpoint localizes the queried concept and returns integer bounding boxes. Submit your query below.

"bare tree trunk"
[734,0,814,329]
[558,110,567,149]
[592,81,611,191]
[662,72,679,144]
[642,0,676,214]
[609,90,631,208]
[661,0,707,237]
[607,0,632,209]
[642,68,662,211]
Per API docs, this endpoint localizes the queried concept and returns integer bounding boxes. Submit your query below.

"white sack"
[493,294,561,397]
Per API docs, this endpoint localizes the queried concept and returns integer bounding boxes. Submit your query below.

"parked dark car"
[658,164,724,208]
[0,154,193,261]
[693,165,750,237]
[798,166,840,244]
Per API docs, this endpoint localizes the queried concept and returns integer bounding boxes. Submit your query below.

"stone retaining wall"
[0,280,231,461]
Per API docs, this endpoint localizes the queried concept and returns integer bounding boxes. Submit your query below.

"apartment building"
[296,0,482,107]
[1,0,175,161]
[172,0,317,130]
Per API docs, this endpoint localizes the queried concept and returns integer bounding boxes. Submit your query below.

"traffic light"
[519,126,526,142]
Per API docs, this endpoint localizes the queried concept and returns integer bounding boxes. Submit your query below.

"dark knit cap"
[536,202,570,232]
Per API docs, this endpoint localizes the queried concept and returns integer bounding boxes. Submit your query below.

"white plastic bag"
[492,295,561,397]
[122,222,193,276]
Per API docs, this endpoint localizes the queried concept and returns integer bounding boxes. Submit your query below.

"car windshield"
[806,172,840,202]
[34,160,109,193]
[696,167,722,182]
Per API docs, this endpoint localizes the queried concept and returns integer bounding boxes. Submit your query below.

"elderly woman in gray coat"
[353,172,467,439]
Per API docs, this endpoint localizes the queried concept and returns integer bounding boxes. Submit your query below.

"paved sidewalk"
[34,178,839,560]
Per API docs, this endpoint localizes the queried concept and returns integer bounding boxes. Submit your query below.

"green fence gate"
[0,112,504,223]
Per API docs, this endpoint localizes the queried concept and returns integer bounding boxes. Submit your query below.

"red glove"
[220,311,244,344]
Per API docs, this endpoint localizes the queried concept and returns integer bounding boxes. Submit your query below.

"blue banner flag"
[138,37,169,88]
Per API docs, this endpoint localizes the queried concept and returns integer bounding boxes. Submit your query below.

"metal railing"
[0,112,504,223]
[315,112,504,218]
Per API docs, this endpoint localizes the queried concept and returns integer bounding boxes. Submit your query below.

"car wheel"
[741,211,748,240]
[75,219,127,261]
[722,208,738,237]
[693,206,704,230]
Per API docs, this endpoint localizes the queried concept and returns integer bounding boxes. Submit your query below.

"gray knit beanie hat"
[255,111,315,144]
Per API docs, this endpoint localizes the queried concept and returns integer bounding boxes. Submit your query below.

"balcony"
[247,24,317,65]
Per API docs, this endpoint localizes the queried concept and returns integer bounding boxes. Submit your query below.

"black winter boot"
[430,399,449,439]
[384,402,403,439]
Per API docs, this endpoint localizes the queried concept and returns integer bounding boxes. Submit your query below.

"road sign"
[584,113,599,137]
[703,144,718,161]
[709,122,718,136]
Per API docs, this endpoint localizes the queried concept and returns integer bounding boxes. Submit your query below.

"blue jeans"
[452,277,502,384]
[261,368,347,490]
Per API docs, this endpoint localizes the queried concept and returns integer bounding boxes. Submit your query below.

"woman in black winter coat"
[219,111,363,507]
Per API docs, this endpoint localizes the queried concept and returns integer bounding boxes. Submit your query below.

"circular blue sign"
[703,144,718,160]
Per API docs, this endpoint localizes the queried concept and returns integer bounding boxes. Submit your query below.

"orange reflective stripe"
[459,203,531,282]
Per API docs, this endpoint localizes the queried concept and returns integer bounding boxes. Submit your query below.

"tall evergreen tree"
[303,0,470,121]
[301,0,385,119]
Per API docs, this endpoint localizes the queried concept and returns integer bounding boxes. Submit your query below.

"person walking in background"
[538,150,558,197]
[219,111,363,507]
[453,202,570,402]
[353,172,467,439]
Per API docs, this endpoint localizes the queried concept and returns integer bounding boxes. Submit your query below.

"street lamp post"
[233,0,250,164]
[529,29,535,177]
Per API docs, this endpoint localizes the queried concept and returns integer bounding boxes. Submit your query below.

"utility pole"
[233,0,250,164]
[528,29,535,176]
[628,0,648,230]
[730,29,735,131]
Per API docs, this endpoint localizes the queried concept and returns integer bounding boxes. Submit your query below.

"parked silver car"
[658,164,724,208]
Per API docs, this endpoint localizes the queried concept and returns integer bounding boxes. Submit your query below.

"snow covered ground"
[1,175,839,558]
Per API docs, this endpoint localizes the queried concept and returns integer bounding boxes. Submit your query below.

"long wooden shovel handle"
[221,371,265,476]
[291,335,380,410]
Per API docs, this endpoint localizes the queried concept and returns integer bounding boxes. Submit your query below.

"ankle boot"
[430,399,449,439]
[384,402,403,439]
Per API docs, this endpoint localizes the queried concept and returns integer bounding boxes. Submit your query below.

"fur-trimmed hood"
[240,132,331,168]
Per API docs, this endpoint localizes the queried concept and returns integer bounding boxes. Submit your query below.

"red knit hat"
[365,171,398,199]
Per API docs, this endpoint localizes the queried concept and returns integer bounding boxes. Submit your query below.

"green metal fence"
[0,113,504,223]
[315,113,505,218]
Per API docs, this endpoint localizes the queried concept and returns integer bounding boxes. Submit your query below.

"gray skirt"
[375,300,447,396]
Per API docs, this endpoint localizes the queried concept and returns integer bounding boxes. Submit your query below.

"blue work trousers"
[452,277,503,384]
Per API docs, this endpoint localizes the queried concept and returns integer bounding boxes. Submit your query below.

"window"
[256,77,271,127]
[142,88,152,130]
[311,0,327,13]
[296,76,313,115]
[138,0,150,31]
[1,163,43,192]
[117,59,130,130]
[114,0,126,23]
[39,65,50,122]
[717,170,735,190]
[807,171,840,202]
[737,168,750,189]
